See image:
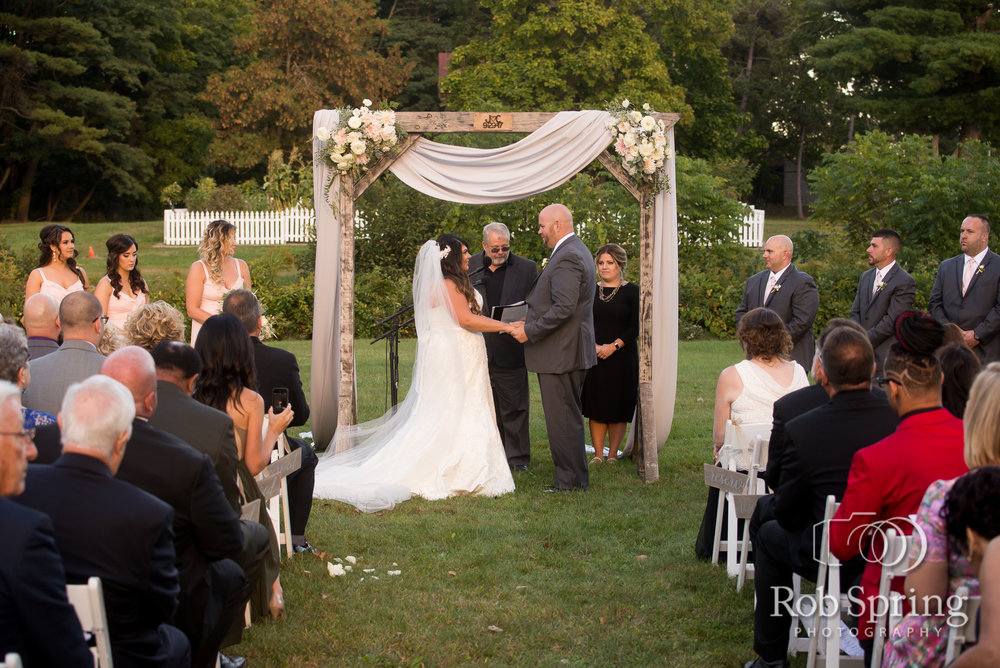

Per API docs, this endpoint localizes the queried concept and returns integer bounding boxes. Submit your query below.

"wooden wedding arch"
[312,111,680,482]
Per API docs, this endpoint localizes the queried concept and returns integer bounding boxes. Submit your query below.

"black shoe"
[743,658,789,668]
[542,487,571,493]
[512,464,529,471]
[219,655,247,668]
[292,540,317,554]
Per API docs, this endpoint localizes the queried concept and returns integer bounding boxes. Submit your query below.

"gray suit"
[735,264,819,371]
[21,339,104,415]
[849,263,916,372]
[929,249,1000,362]
[523,234,597,489]
[26,336,59,360]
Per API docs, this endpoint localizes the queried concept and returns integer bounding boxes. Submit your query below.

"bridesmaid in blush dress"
[24,224,89,304]
[185,220,250,346]
[95,234,149,331]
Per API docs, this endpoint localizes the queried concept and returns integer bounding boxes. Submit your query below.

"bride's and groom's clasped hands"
[312,203,597,511]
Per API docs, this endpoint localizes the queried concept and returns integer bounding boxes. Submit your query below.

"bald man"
[735,235,819,370]
[21,293,60,359]
[510,204,597,491]
[103,347,248,668]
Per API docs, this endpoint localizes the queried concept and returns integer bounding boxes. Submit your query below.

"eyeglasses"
[874,375,900,389]
[489,246,510,253]
[93,315,109,325]
[0,428,35,442]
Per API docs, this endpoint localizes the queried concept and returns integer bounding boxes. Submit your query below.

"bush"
[184,177,217,211]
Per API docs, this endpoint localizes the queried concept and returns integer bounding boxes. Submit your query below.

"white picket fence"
[163,207,315,246]
[738,205,766,247]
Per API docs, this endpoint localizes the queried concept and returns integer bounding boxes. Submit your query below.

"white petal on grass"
[346,555,357,565]
[328,562,346,577]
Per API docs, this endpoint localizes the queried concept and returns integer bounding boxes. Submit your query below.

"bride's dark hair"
[437,233,481,315]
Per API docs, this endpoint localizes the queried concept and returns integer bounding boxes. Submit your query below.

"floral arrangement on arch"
[604,99,669,192]
[314,99,405,179]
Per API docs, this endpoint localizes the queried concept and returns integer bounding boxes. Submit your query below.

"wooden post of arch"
[333,112,678,483]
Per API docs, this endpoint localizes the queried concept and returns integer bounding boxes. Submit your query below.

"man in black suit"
[13,375,190,667]
[735,235,819,371]
[103,347,249,668]
[849,228,916,373]
[468,222,539,470]
[511,204,597,491]
[21,293,60,359]
[148,341,270,628]
[223,289,318,553]
[744,327,898,668]
[929,214,1000,362]
[0,380,92,666]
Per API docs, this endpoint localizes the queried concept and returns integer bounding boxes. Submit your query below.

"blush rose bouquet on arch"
[604,99,669,192]
[314,99,406,182]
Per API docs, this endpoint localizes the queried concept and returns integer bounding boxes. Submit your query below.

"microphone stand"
[370,304,414,409]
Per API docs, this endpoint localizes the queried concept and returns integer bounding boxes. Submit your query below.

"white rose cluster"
[605,98,669,186]
[314,99,402,178]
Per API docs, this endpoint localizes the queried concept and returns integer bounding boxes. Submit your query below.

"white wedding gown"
[313,241,515,512]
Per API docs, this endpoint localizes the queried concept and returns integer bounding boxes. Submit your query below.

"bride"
[313,235,518,512]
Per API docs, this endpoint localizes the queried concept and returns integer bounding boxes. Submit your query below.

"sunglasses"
[489,246,510,253]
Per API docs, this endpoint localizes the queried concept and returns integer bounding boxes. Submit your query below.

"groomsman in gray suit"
[511,204,596,491]
[468,222,538,471]
[929,214,1000,362]
[849,228,916,373]
[735,235,819,371]
[21,291,105,415]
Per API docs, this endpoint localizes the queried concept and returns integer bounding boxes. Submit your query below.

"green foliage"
[184,177,218,211]
[160,183,184,210]
[206,185,249,212]
[262,148,313,210]
[809,131,1000,261]
[0,241,34,322]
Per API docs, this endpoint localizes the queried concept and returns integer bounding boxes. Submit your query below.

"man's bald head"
[101,346,157,418]
[21,293,60,338]
[538,203,574,249]
[59,292,102,344]
[763,235,794,273]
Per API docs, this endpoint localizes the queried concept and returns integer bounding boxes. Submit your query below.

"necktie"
[764,274,776,303]
[963,257,977,296]
[872,270,881,297]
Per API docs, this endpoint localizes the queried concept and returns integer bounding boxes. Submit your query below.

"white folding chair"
[870,529,911,668]
[945,585,982,663]
[256,424,301,559]
[710,420,771,577]
[735,434,770,592]
[66,576,113,667]
[3,654,22,668]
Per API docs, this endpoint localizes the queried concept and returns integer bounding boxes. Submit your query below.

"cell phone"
[271,387,289,413]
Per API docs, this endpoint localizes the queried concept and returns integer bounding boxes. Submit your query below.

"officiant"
[469,222,539,471]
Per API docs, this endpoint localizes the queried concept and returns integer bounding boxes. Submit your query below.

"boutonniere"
[875,281,887,293]
[977,264,986,275]
[770,283,781,295]
[541,257,549,270]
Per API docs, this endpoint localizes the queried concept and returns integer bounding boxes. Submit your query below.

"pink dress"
[107,285,147,330]
[190,260,244,346]
[37,268,83,305]
[882,478,979,667]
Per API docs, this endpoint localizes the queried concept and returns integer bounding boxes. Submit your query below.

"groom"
[511,204,597,491]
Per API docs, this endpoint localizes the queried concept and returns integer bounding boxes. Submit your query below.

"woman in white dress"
[95,234,149,330]
[313,235,517,512]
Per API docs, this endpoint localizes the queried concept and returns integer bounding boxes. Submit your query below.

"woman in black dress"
[581,243,639,463]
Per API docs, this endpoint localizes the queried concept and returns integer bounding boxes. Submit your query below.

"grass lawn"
[236,337,797,667]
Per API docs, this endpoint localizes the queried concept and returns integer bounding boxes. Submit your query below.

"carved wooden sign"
[240,498,261,521]
[733,494,764,519]
[256,447,303,498]
[703,464,749,494]
[473,113,513,130]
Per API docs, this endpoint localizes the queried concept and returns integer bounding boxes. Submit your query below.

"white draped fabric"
[310,109,678,458]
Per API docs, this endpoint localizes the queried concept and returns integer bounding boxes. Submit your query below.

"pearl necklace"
[598,281,625,303]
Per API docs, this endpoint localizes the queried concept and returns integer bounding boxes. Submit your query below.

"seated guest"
[0,379,92,666]
[21,291,105,416]
[883,362,1000,666]
[97,318,126,356]
[764,318,870,491]
[20,293,60,359]
[744,326,898,668]
[943,467,1000,667]
[124,300,186,352]
[223,288,318,553]
[696,307,809,559]
[102,347,249,668]
[0,324,55,431]
[938,343,981,419]
[829,311,968,663]
[13,375,190,667]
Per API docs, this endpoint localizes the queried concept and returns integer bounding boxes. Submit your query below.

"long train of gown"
[313,302,515,512]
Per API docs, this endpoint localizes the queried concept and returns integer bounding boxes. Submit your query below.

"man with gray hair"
[21,292,61,359]
[468,222,538,470]
[21,291,105,415]
[0,379,92,665]
[14,375,190,667]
